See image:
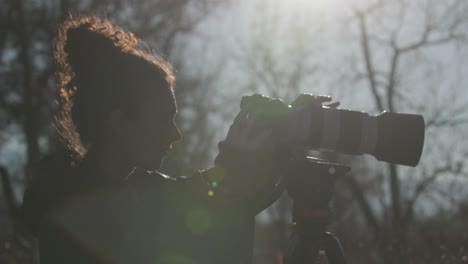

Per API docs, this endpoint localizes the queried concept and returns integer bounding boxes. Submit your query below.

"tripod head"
[282,156,350,264]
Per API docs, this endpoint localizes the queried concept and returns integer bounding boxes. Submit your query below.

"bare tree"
[225,2,323,102]
[336,0,468,263]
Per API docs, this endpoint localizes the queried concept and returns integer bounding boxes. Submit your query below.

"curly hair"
[54,15,175,159]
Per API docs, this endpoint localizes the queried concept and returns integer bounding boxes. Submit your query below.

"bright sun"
[272,0,342,18]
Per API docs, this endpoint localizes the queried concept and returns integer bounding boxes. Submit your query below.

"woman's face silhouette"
[114,88,182,171]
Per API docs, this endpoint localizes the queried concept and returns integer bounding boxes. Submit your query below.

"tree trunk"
[12,0,41,183]
[388,163,409,264]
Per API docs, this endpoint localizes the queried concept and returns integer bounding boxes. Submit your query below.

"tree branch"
[341,174,381,242]
[357,12,385,111]
[402,162,463,231]
[386,48,399,111]
[0,167,19,231]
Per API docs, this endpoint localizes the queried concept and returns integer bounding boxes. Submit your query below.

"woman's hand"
[213,94,340,208]
[223,94,340,154]
[280,95,340,151]
[223,110,275,155]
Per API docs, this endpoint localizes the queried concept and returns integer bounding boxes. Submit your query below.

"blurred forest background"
[1,0,468,263]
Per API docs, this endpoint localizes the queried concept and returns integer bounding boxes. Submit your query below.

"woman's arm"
[39,217,103,264]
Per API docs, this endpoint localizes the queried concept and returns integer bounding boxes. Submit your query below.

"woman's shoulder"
[21,152,82,235]
[130,169,205,190]
[128,169,214,207]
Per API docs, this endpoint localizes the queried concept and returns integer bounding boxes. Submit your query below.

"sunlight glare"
[275,0,339,13]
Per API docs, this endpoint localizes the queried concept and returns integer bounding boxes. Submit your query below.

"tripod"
[282,157,350,264]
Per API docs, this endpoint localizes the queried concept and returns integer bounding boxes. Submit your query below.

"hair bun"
[64,23,117,80]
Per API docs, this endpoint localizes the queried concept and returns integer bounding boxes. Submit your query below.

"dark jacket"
[21,144,282,264]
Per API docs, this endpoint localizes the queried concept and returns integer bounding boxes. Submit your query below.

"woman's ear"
[110,109,133,141]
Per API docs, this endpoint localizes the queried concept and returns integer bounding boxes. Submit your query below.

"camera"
[240,94,425,167]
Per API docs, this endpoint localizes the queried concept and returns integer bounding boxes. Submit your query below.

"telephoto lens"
[239,94,425,167]
[289,94,425,167]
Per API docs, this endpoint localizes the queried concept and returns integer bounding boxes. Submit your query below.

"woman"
[21,15,282,264]
[21,15,336,264]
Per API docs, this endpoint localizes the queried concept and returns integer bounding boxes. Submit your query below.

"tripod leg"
[323,232,347,264]
[283,231,320,264]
